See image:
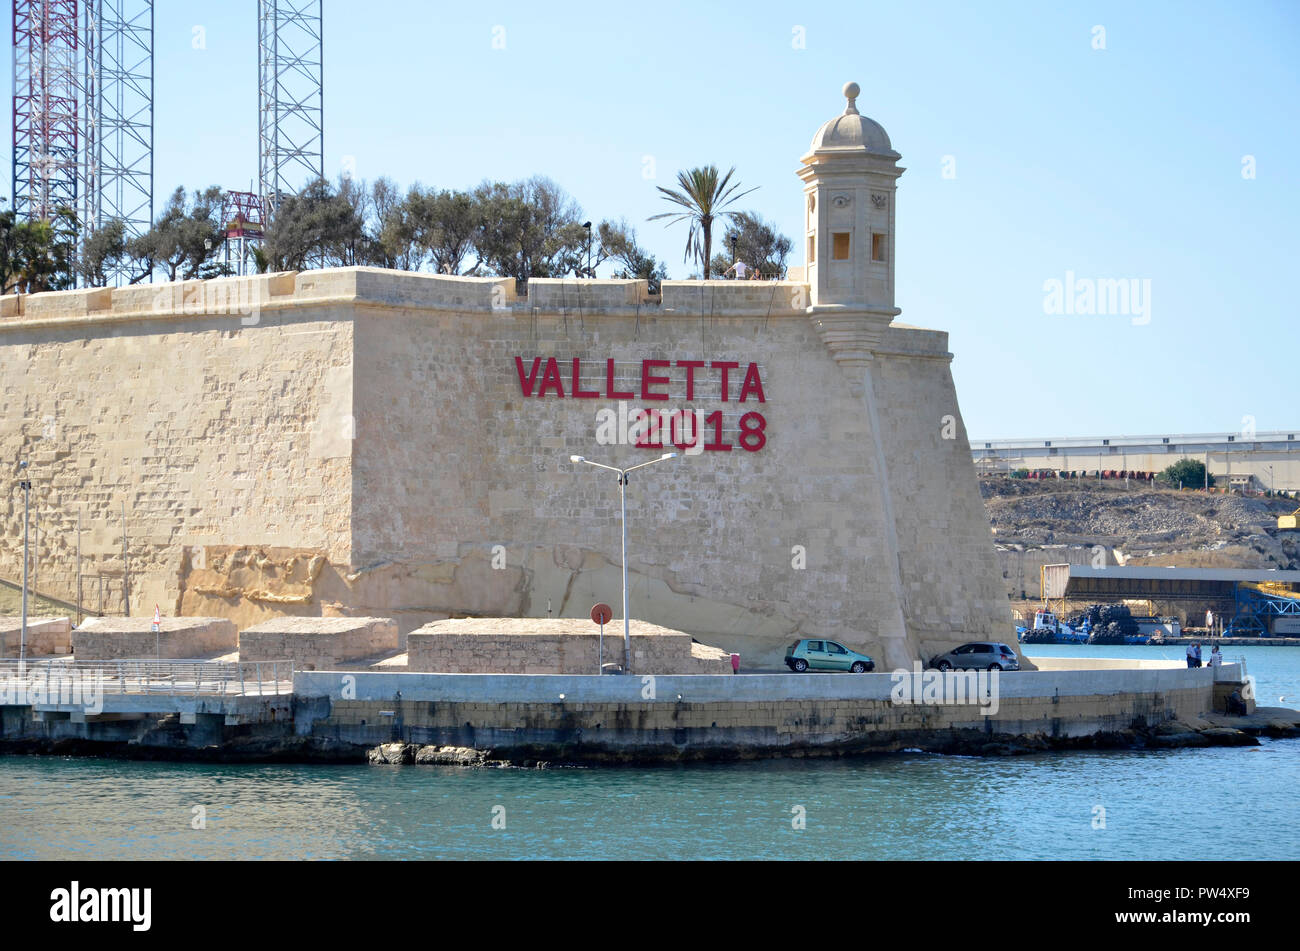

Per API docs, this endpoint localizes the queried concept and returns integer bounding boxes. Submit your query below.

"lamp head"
[570,455,584,464]
[661,452,678,461]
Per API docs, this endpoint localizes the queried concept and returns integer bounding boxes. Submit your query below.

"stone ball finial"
[843,81,861,115]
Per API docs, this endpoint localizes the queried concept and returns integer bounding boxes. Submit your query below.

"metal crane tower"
[12,0,81,222]
[84,0,154,266]
[258,0,323,212]
[11,0,153,284]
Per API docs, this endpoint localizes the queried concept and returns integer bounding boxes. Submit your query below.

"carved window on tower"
[808,234,815,263]
[871,232,887,263]
[832,232,851,260]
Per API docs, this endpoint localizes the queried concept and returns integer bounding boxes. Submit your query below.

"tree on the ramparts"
[470,177,589,281]
[368,177,419,271]
[0,200,21,294]
[79,219,133,287]
[597,219,668,291]
[131,186,229,282]
[708,212,792,278]
[10,207,78,293]
[649,165,757,280]
[263,177,366,271]
[405,186,479,275]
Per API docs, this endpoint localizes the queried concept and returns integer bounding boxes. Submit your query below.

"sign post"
[591,603,613,674]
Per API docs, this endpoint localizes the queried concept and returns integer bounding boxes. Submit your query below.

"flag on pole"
[152,604,161,634]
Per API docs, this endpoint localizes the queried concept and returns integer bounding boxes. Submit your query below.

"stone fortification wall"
[343,268,1009,668]
[871,327,1012,662]
[0,273,355,620]
[2,267,1010,669]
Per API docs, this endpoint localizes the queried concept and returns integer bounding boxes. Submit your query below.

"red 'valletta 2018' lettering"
[513,357,766,403]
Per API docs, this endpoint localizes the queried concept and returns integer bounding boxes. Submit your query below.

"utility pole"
[121,500,131,617]
[570,452,680,672]
[18,462,31,671]
[76,508,83,627]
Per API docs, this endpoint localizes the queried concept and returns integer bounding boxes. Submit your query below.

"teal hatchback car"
[784,638,875,673]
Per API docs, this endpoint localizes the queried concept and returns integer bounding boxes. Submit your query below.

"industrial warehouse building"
[973,432,1300,492]
[0,85,1011,669]
[1041,564,1300,636]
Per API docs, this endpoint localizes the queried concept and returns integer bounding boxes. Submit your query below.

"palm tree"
[649,165,757,279]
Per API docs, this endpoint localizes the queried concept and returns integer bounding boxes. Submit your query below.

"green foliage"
[597,219,667,291]
[2,206,79,293]
[263,177,366,271]
[1,163,780,292]
[1158,458,1214,489]
[470,177,587,281]
[131,186,228,282]
[649,165,757,279]
[709,212,793,278]
[79,219,132,287]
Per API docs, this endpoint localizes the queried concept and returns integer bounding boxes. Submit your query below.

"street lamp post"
[17,461,31,672]
[570,452,679,672]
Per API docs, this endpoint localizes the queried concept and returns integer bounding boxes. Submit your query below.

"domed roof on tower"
[807,82,898,158]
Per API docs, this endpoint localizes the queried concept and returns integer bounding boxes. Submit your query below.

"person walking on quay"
[1193,642,1203,668]
[1186,641,1197,668]
[1209,643,1222,670]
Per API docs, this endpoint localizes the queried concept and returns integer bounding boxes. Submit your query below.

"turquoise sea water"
[1023,643,1300,705]
[1,644,1296,861]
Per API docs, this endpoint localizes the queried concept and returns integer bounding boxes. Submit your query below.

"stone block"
[73,616,237,660]
[0,616,72,656]
[238,616,398,669]
[406,617,732,675]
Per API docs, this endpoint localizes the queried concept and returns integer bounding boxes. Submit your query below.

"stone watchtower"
[798,81,906,390]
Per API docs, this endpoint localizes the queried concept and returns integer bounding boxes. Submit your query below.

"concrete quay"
[2,661,1294,765]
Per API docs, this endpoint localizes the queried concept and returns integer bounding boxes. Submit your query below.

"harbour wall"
[0,665,1257,761]
[290,667,1222,759]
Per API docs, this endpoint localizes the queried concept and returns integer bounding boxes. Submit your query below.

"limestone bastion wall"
[0,267,1010,668]
[0,272,355,621]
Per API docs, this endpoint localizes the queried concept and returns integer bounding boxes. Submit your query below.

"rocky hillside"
[981,477,1300,569]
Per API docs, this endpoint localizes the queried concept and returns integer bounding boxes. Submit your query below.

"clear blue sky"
[7,1,1298,439]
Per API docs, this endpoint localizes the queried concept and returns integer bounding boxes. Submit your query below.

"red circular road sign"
[591,603,613,625]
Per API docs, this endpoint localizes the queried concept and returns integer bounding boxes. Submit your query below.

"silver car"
[929,642,1020,671]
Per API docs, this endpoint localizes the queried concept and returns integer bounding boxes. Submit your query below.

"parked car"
[785,638,875,673]
[929,642,1020,671]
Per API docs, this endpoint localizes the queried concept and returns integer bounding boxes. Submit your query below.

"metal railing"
[0,659,294,697]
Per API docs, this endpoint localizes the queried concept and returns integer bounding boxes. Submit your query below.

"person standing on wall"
[1186,641,1197,668]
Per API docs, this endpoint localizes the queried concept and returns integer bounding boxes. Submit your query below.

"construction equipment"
[1278,507,1299,530]
[1224,581,1300,636]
